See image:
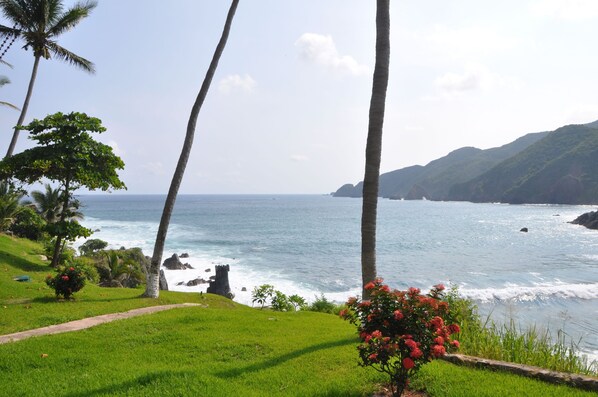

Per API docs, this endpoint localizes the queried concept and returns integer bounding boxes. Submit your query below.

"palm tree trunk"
[144,0,240,298]
[361,0,390,299]
[5,55,40,158]
[51,181,71,268]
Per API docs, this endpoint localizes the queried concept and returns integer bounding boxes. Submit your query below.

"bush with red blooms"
[45,265,86,299]
[340,279,460,396]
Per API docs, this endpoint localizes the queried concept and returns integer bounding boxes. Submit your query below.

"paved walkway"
[0,303,202,344]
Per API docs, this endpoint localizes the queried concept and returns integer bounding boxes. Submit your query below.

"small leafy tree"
[289,294,307,311]
[79,238,108,256]
[0,181,24,231]
[251,284,274,309]
[271,290,292,312]
[341,279,460,396]
[0,112,126,266]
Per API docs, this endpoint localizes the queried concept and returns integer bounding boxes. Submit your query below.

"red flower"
[404,338,417,349]
[450,340,460,349]
[434,336,445,345]
[338,309,348,318]
[408,287,421,296]
[368,353,378,362]
[402,357,415,369]
[380,284,391,293]
[431,344,446,357]
[61,275,69,281]
[69,267,75,271]
[410,348,423,359]
[371,330,382,339]
[393,310,404,320]
[448,324,461,334]
[430,316,444,328]
[364,282,376,290]
[347,297,357,305]
[433,283,445,291]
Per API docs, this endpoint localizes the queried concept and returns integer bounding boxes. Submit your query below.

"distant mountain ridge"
[333,121,598,204]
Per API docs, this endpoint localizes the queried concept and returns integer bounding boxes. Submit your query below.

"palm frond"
[46,41,94,73]
[0,100,19,109]
[0,0,29,28]
[47,0,96,37]
[0,75,8,85]
[0,58,13,67]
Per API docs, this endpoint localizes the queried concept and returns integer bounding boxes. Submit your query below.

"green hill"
[333,130,549,200]
[448,124,598,204]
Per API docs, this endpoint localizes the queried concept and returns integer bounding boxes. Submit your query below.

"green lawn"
[1,234,595,396]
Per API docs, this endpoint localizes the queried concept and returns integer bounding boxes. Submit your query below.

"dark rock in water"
[570,210,598,230]
[163,254,193,270]
[207,265,232,299]
[159,269,168,290]
[186,278,208,287]
[205,268,211,272]
[180,253,189,258]
[176,281,185,286]
[241,287,247,292]
[520,227,528,232]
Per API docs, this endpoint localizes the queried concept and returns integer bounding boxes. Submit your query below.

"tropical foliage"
[0,0,97,157]
[0,111,126,266]
[0,181,24,231]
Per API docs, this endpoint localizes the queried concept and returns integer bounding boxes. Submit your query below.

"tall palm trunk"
[5,55,40,158]
[361,0,390,299]
[144,0,240,298]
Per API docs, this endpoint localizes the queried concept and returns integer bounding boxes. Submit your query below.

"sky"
[1,0,598,194]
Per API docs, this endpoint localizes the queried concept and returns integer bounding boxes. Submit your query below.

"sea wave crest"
[461,282,598,303]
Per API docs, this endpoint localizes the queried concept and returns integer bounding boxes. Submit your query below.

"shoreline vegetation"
[1,234,597,396]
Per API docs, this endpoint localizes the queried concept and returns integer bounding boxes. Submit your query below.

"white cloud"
[107,140,124,156]
[562,104,598,124]
[142,162,165,176]
[434,64,517,95]
[218,74,256,94]
[530,0,598,20]
[427,25,519,59]
[295,33,369,76]
[290,154,309,162]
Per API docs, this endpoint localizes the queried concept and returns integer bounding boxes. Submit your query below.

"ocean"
[75,194,598,361]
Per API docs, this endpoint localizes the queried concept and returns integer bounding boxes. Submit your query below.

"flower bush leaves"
[340,279,460,396]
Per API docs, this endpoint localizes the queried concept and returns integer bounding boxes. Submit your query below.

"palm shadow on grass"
[63,371,196,397]
[0,251,47,272]
[216,337,356,379]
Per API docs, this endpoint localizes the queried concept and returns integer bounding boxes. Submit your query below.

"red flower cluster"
[341,279,460,396]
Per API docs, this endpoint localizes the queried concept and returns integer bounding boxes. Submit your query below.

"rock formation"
[570,210,598,230]
[207,265,232,299]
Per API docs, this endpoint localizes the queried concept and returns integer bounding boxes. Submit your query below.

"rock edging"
[441,354,598,392]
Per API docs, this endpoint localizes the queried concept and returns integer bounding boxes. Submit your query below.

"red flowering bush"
[340,279,460,396]
[45,265,86,299]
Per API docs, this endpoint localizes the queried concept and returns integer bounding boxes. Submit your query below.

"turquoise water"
[77,194,598,360]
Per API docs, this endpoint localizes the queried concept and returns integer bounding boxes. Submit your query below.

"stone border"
[0,303,202,344]
[442,354,598,392]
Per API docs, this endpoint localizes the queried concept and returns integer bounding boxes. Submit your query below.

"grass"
[1,234,596,396]
[446,288,598,376]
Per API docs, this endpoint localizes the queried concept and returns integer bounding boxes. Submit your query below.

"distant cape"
[333,120,598,205]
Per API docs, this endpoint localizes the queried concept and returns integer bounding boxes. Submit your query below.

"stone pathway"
[0,303,202,344]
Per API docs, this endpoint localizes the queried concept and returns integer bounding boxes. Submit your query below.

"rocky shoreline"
[570,210,598,230]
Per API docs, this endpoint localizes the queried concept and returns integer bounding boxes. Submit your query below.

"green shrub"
[9,206,47,240]
[45,265,86,299]
[271,290,293,311]
[308,294,336,314]
[71,256,100,283]
[289,294,307,311]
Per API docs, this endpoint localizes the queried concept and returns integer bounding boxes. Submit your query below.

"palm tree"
[361,0,390,299]
[30,183,82,223]
[0,181,24,231]
[0,59,18,109]
[144,0,240,298]
[0,0,96,158]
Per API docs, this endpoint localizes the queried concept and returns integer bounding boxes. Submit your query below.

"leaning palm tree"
[144,0,240,298]
[361,0,390,298]
[0,0,96,158]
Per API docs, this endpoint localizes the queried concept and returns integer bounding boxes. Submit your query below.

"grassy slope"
[1,234,595,396]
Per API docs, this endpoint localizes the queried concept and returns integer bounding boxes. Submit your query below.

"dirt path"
[0,303,202,344]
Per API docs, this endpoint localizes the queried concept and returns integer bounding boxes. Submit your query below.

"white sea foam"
[461,281,598,303]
